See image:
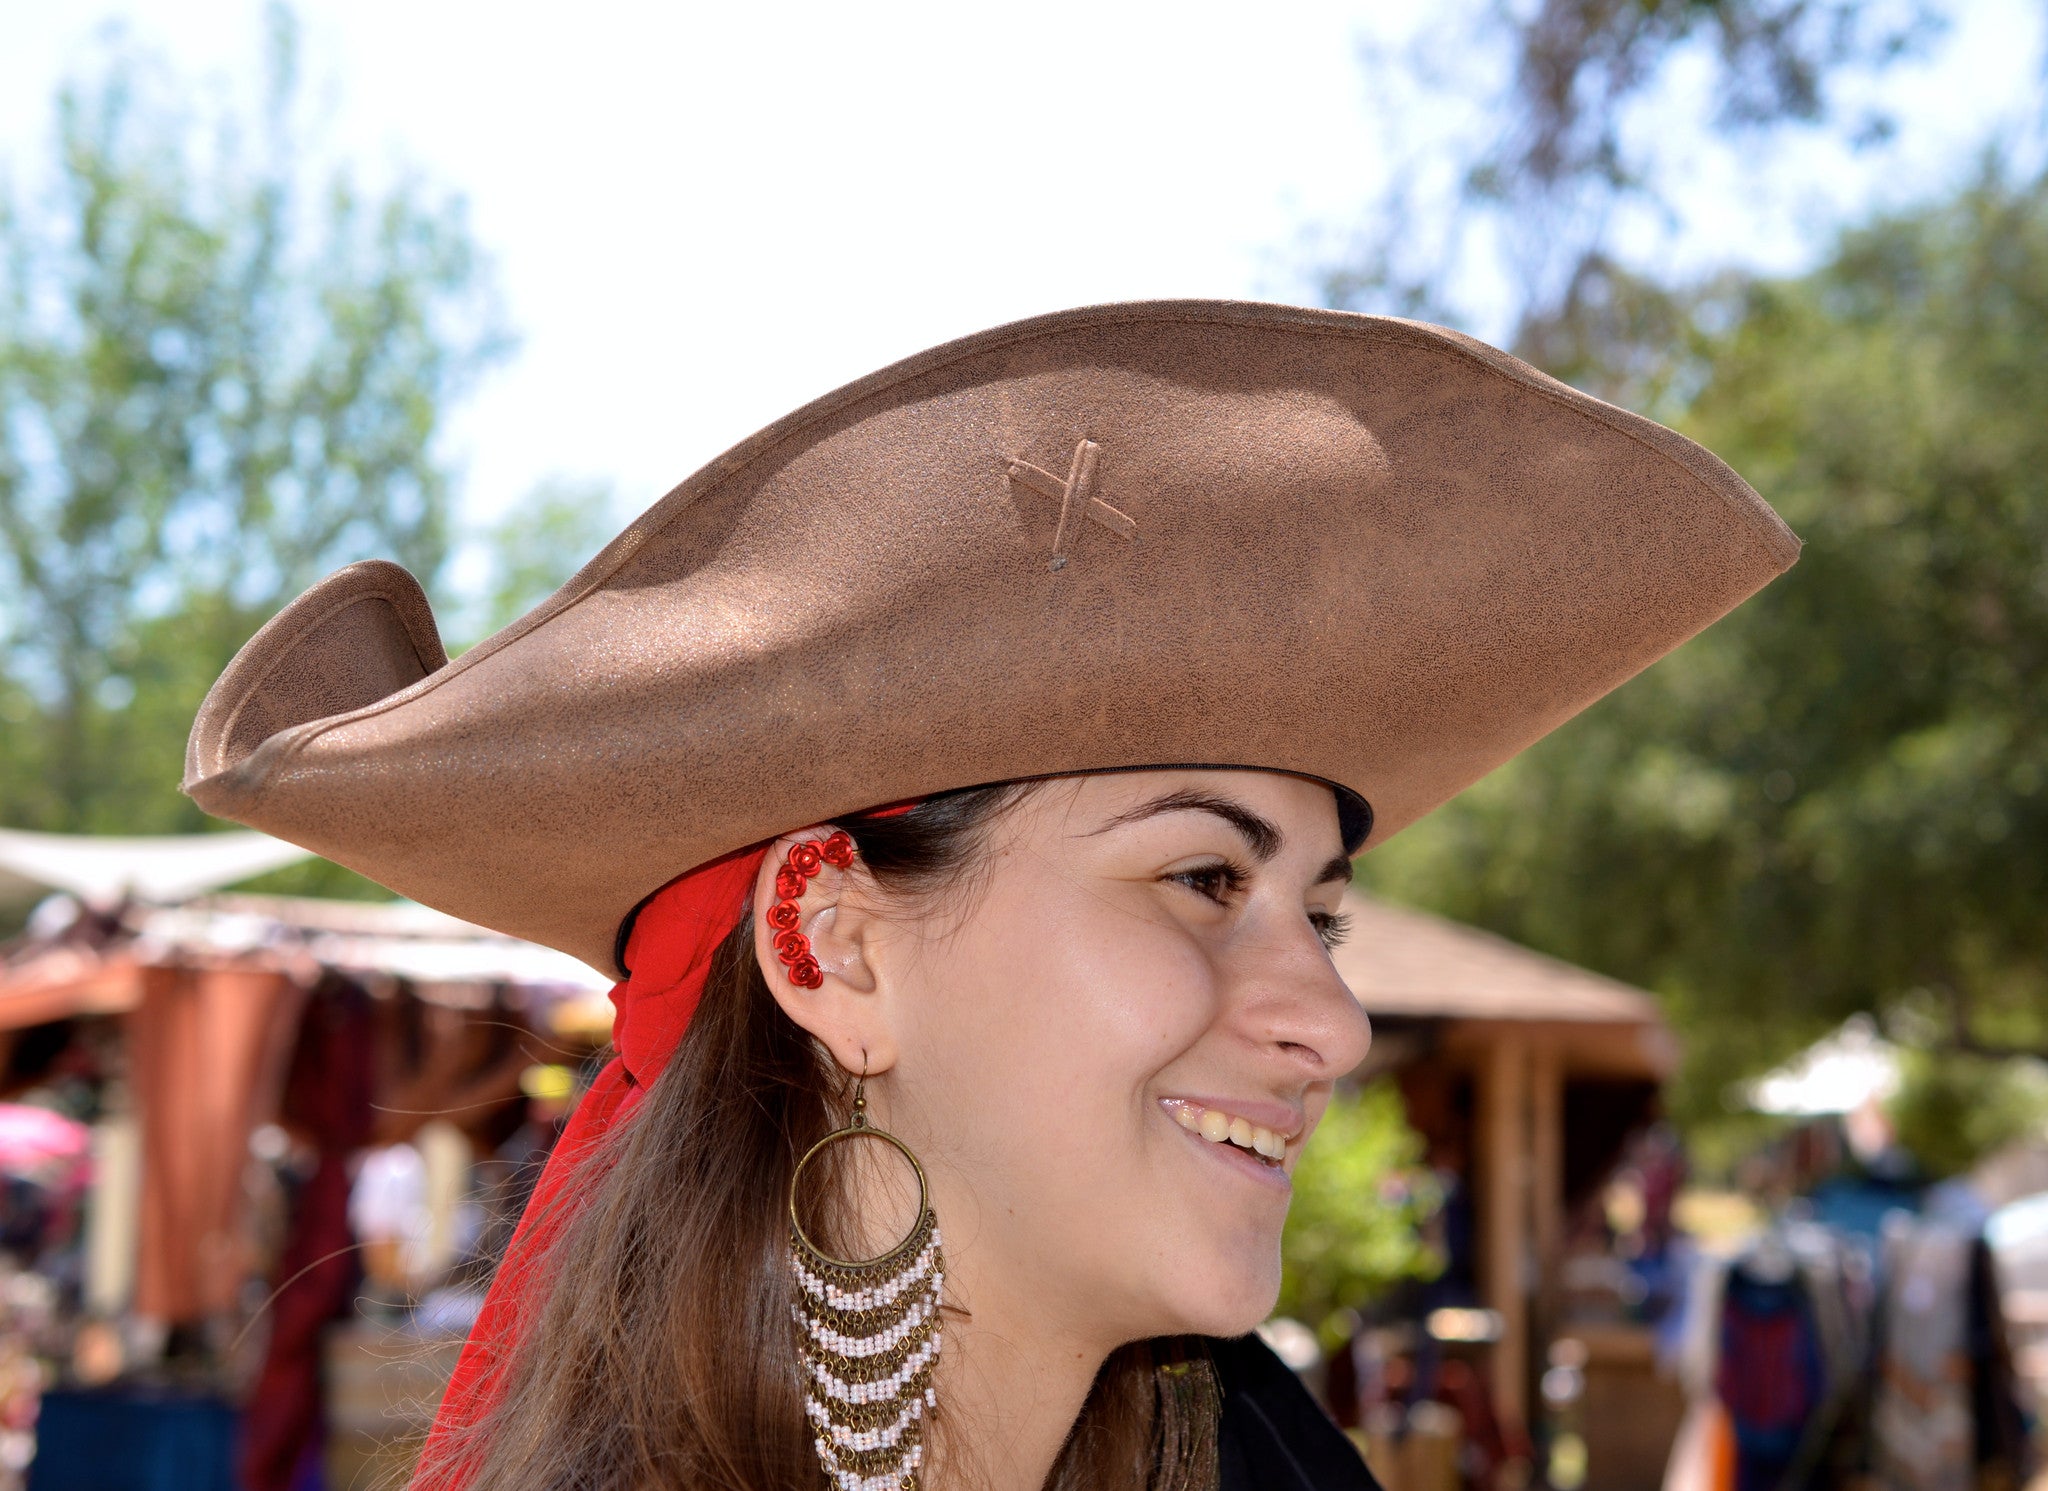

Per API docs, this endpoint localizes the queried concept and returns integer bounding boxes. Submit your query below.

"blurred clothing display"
[414,1121,475,1284]
[349,1143,427,1291]
[1871,1221,1971,1491]
[81,1117,138,1317]
[1869,1220,2028,1491]
[238,975,373,1491]
[1667,1210,2031,1491]
[0,1110,86,1278]
[473,1106,566,1270]
[1716,1266,1825,1491]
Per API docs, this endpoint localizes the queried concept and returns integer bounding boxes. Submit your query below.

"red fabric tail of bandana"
[416,805,917,1487]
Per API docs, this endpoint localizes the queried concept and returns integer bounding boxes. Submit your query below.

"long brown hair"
[420,784,1220,1491]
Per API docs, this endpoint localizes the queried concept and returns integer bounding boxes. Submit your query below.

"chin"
[1151,1257,1283,1341]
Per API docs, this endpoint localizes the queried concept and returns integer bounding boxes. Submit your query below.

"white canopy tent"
[0,828,315,908]
[131,896,612,999]
[1743,1013,1903,1116]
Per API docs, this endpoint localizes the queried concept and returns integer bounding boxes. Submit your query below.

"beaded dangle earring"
[770,835,945,1491]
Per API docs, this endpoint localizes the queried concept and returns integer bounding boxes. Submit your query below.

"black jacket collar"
[1209,1334,1383,1491]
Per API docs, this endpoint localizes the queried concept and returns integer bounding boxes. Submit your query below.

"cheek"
[895,874,1286,1339]
[896,871,1218,1199]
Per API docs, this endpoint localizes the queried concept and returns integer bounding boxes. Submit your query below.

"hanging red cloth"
[240,974,375,1491]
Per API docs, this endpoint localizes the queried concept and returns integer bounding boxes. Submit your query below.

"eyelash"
[1311,910,1353,951]
[1165,863,1354,950]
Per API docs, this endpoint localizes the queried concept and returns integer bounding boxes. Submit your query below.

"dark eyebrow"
[1313,854,1354,888]
[1091,789,1282,862]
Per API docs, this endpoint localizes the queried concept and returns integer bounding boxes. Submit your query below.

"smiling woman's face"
[763,768,1373,1354]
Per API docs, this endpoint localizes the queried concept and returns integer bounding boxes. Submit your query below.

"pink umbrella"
[0,1105,88,1180]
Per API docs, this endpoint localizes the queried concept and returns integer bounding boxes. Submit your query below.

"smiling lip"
[1172,1116,1294,1190]
[1159,1096,1304,1143]
[1157,1096,1303,1185]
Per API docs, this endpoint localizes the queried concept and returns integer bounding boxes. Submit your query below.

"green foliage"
[456,476,617,649]
[223,856,395,903]
[0,8,509,835]
[1362,163,2048,1132]
[1888,1049,2048,1180]
[1278,1082,1441,1338]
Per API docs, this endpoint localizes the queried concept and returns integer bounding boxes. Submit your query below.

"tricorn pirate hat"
[184,301,1797,974]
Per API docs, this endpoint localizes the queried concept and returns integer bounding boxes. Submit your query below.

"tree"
[454,476,617,649]
[0,8,510,836]
[1361,163,2048,1128]
[1323,0,1939,375]
[1279,1082,1442,1339]
[1322,0,2048,1159]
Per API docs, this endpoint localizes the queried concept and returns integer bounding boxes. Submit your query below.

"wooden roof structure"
[1333,891,1662,1027]
[0,894,607,1033]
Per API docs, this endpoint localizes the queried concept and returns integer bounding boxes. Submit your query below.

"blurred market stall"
[0,831,612,1491]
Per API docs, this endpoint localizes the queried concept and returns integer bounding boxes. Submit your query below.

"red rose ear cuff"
[764,830,854,989]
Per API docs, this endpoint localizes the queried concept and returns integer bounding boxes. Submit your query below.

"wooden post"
[1478,1036,1530,1435]
[1530,1040,1565,1364]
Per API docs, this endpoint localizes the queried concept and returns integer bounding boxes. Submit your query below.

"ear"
[752,832,898,1077]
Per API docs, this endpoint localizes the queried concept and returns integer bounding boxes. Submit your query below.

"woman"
[185,302,1797,1489]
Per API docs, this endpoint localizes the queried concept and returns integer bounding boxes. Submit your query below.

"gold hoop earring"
[789,1067,944,1491]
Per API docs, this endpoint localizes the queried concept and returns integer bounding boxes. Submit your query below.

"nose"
[1231,921,1373,1079]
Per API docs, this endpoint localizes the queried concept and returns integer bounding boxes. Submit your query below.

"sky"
[2,0,2043,566]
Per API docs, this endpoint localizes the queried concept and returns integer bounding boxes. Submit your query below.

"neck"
[928,1275,1107,1491]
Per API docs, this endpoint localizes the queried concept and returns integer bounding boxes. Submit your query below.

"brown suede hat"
[184,300,1797,975]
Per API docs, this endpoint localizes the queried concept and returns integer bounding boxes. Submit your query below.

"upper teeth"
[1171,1103,1287,1160]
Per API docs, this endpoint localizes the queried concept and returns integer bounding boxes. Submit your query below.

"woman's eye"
[1166,862,1245,905]
[1310,910,1352,951]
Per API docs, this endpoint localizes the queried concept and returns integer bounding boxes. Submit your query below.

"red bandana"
[418,806,916,1484]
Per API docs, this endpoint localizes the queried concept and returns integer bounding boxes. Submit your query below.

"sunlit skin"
[752,768,1374,1491]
